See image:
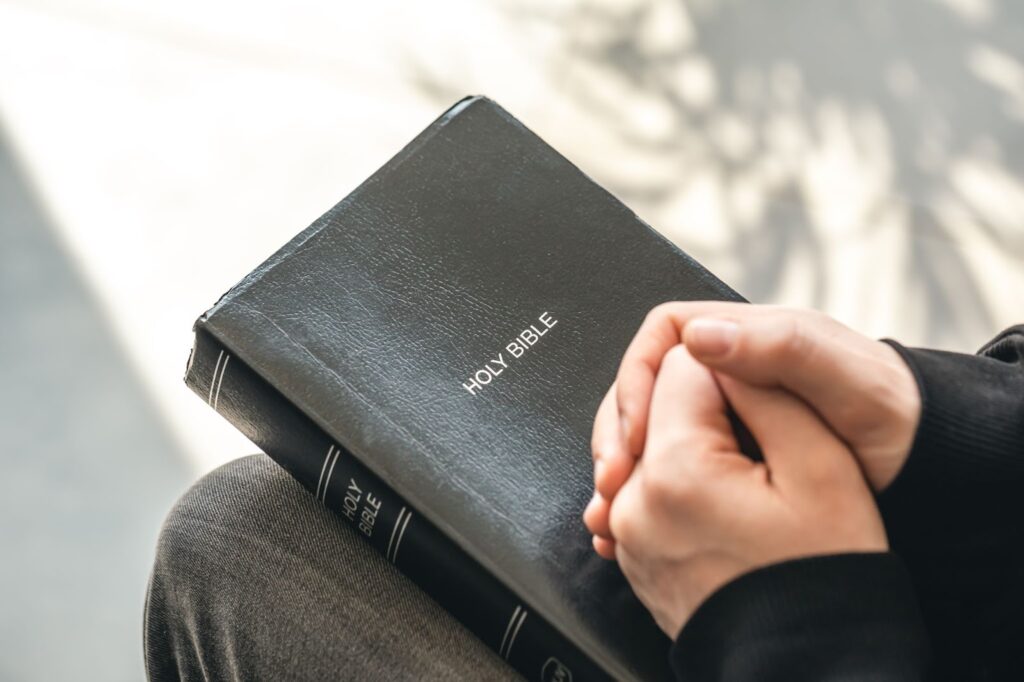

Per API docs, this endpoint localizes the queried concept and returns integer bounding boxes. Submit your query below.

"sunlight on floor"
[2,0,1022,479]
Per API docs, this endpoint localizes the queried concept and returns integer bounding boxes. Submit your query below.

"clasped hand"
[583,303,921,638]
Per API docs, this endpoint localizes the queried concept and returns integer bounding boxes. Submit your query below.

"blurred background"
[2,0,1022,678]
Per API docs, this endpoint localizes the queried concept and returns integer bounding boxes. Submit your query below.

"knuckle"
[661,343,692,370]
[771,316,812,363]
[655,345,704,388]
[642,464,699,510]
[646,302,674,323]
[590,432,609,461]
[608,495,636,545]
[591,391,621,460]
[643,302,681,331]
[614,383,636,422]
[591,431,624,466]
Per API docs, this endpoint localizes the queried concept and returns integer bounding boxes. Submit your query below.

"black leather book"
[185,96,744,681]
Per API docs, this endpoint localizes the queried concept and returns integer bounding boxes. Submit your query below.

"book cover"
[186,95,744,681]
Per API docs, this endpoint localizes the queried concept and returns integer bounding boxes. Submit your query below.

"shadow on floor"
[415,0,1024,350]
[0,122,192,681]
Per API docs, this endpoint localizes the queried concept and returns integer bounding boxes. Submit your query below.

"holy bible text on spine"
[186,96,744,681]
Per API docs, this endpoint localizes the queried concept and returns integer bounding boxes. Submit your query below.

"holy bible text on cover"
[186,96,744,681]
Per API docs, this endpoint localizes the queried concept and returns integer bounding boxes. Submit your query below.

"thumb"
[715,374,864,492]
[684,314,885,441]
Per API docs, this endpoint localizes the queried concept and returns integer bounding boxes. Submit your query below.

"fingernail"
[688,318,738,357]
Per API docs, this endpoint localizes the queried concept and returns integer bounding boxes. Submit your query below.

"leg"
[144,454,519,681]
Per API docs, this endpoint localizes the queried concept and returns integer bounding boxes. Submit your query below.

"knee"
[146,455,281,676]
[150,454,297,581]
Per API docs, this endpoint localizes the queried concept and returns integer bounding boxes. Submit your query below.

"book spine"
[185,327,611,682]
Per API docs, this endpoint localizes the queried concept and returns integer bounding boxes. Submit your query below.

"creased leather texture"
[197,96,745,681]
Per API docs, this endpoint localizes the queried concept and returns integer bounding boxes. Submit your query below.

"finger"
[591,382,634,500]
[684,312,904,445]
[616,302,756,457]
[644,345,736,465]
[593,535,617,560]
[715,374,863,491]
[583,492,613,539]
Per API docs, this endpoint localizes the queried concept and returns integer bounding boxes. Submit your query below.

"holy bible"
[185,96,744,681]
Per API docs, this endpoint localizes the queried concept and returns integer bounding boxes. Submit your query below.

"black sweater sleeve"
[669,325,1024,681]
[878,325,1024,680]
[670,553,929,681]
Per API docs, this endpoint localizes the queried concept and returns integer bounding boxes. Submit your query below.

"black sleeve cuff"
[875,329,1024,677]
[880,332,1024,529]
[671,553,929,682]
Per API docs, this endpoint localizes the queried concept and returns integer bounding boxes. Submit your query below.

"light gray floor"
[0,127,191,680]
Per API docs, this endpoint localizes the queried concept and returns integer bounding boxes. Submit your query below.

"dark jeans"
[144,454,521,681]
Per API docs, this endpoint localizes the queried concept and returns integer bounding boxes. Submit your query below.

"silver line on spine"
[320,448,341,503]
[315,445,335,500]
[207,350,224,405]
[387,507,408,562]
[504,609,528,660]
[499,605,522,659]
[212,355,230,410]
[390,511,413,564]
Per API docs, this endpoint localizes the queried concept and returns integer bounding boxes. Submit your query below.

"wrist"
[879,338,1024,515]
[871,340,922,491]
